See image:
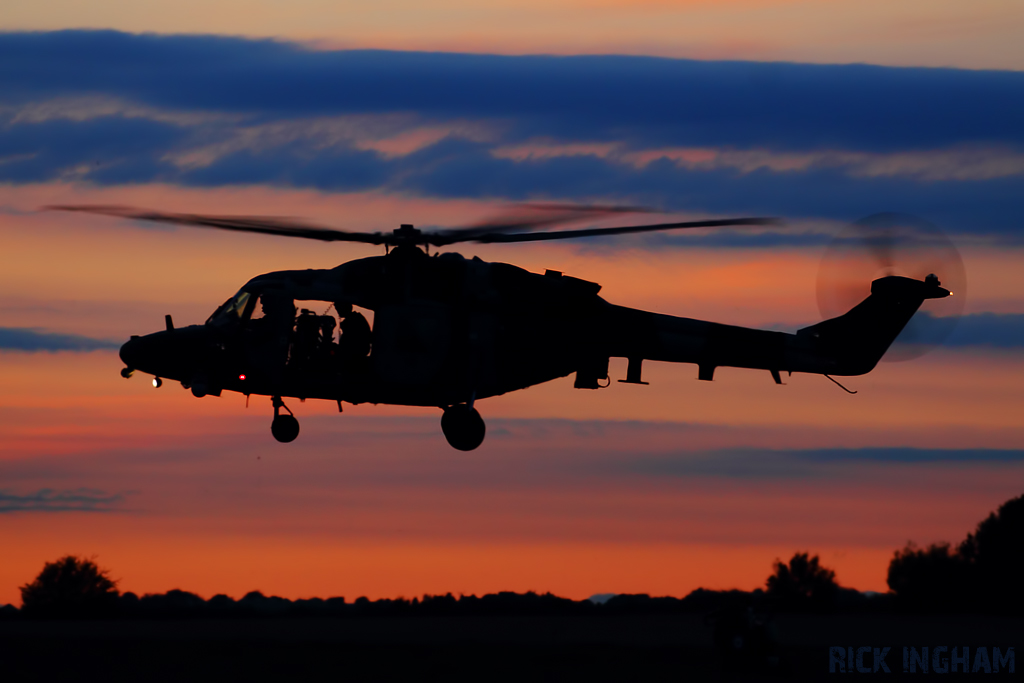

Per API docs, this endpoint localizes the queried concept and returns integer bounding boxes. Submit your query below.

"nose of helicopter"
[119,325,213,382]
[119,335,144,369]
[119,329,181,374]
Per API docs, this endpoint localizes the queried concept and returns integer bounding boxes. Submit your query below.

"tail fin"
[797,275,950,375]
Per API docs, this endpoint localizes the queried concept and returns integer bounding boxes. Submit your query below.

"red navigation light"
[239,374,246,381]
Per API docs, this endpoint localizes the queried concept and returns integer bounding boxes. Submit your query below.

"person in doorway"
[336,302,371,359]
[292,309,321,369]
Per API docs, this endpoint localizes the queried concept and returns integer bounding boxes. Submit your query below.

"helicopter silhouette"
[51,205,952,451]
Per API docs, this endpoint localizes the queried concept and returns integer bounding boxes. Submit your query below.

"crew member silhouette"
[337,302,371,359]
[292,309,321,368]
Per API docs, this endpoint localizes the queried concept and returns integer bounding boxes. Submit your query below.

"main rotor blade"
[436,217,781,245]
[440,203,653,239]
[48,204,781,248]
[46,205,389,244]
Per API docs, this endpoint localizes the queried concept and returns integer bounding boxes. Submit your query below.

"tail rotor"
[817,213,967,361]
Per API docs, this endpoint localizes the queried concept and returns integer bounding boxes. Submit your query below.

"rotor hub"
[393,224,421,240]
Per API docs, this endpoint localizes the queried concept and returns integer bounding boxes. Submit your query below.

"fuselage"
[119,246,949,407]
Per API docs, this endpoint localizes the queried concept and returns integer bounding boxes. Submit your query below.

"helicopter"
[51,205,957,451]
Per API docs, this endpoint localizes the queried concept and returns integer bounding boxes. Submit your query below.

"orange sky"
[2,356,1021,606]
[1,180,1022,605]
[2,0,1023,612]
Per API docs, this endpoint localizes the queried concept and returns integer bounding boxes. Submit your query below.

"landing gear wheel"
[271,414,300,443]
[270,396,299,443]
[441,405,486,451]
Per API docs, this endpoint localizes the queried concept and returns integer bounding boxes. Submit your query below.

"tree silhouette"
[887,493,1024,612]
[959,493,1024,608]
[886,542,970,611]
[20,555,119,617]
[765,552,839,609]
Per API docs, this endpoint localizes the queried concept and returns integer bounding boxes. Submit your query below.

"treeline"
[0,552,882,620]
[4,585,689,620]
[2,584,886,621]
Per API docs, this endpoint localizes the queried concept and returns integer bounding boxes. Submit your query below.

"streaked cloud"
[161,115,496,171]
[1,96,238,127]
[0,487,124,512]
[765,312,1024,350]
[628,447,1024,480]
[0,327,118,352]
[621,146,1024,182]
[493,142,1024,183]
[929,311,1024,349]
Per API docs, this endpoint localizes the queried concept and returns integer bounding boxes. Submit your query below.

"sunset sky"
[1,5,1023,606]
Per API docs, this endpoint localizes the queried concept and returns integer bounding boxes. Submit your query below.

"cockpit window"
[206,290,253,325]
[227,291,251,318]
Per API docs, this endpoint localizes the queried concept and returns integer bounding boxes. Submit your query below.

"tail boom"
[599,275,950,380]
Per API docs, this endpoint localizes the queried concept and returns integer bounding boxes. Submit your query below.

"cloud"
[760,312,1024,350]
[793,448,1024,462]
[944,312,1024,348]
[1,96,236,127]
[161,115,494,170]
[3,31,1023,151]
[0,488,124,512]
[500,143,1024,183]
[630,447,1024,480]
[387,148,1024,233]
[0,116,185,184]
[0,327,119,352]
[1,31,1023,236]
[864,312,1024,350]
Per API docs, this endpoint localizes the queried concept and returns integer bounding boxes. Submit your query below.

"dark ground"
[0,614,1021,682]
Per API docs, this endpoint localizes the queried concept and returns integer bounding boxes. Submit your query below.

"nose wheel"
[271,397,300,443]
[441,404,486,451]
